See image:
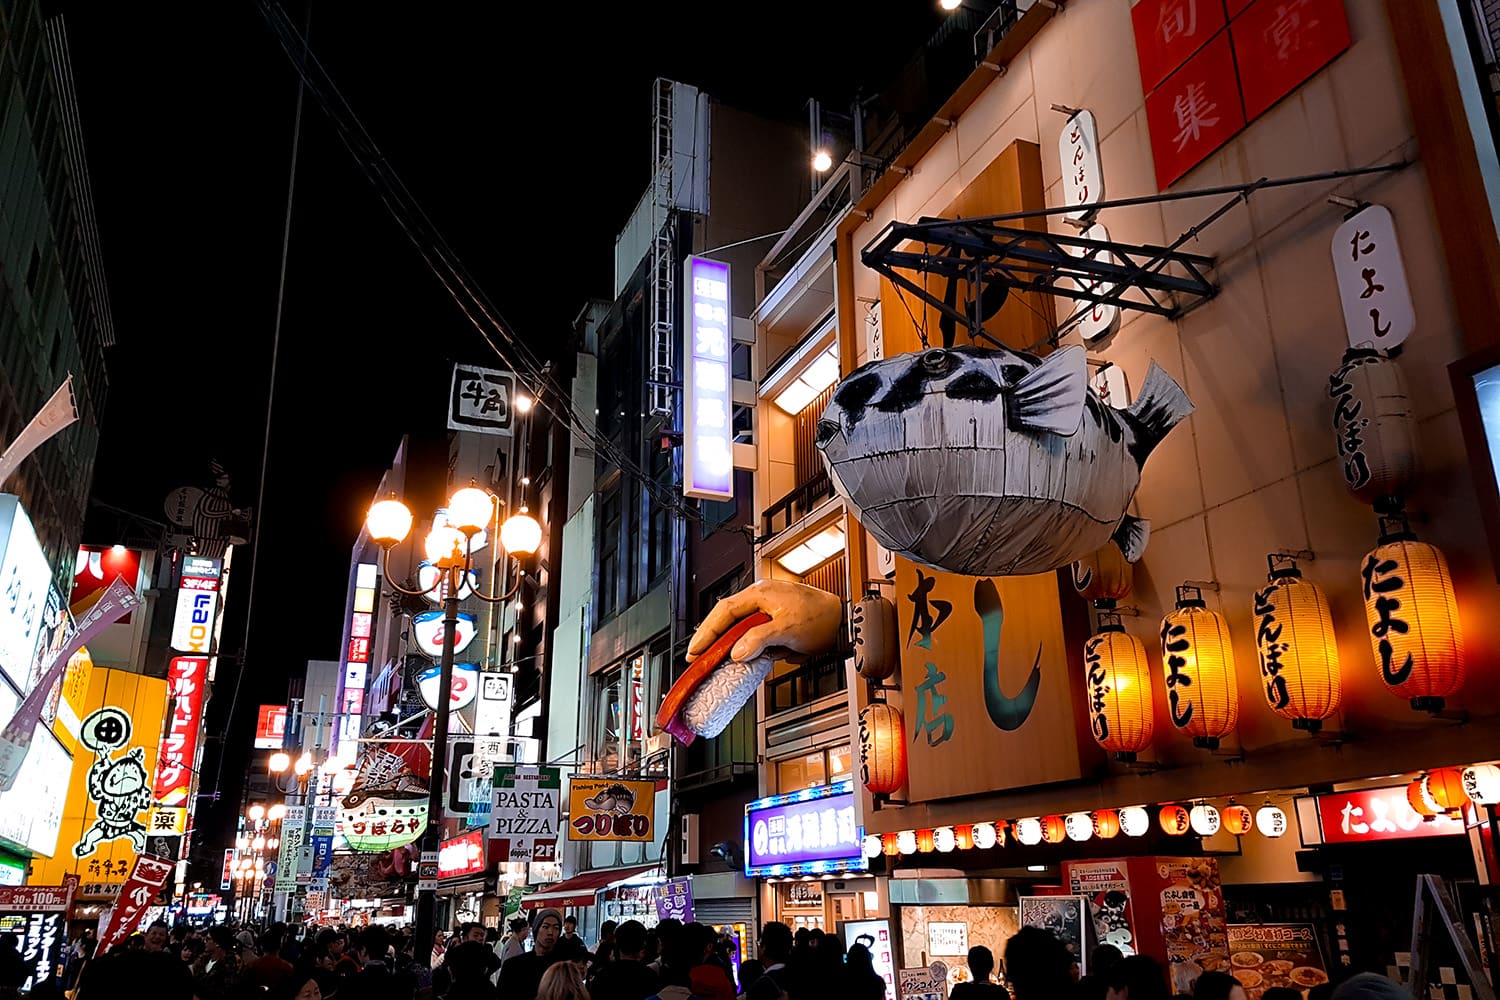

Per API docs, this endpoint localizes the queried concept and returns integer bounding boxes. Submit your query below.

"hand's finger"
[687,589,764,658]
[731,621,786,662]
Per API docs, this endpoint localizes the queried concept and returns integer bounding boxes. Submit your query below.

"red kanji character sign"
[1144,33,1246,189]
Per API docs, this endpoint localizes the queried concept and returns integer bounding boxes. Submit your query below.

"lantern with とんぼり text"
[1072,541,1133,606]
[1222,802,1253,836]
[1423,767,1469,816]
[1065,813,1093,842]
[1119,806,1150,837]
[1463,764,1500,805]
[1093,810,1121,839]
[1407,777,1441,818]
[1327,347,1418,509]
[1360,517,1464,713]
[1042,815,1068,844]
[1161,585,1240,750]
[858,702,907,796]
[1084,618,1155,762]
[1159,804,1190,835]
[852,593,900,681]
[1253,556,1342,733]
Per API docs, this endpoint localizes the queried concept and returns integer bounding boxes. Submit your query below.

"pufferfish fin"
[1010,345,1086,436]
[1112,515,1151,563]
[1124,361,1195,463]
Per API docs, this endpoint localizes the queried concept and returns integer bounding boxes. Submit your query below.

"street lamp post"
[365,482,541,962]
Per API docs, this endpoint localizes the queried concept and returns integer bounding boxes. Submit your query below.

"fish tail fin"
[1125,362,1194,460]
[1112,515,1150,563]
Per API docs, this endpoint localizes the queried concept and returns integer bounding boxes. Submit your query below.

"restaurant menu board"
[1227,923,1329,998]
[1065,860,1139,956]
[899,965,947,1000]
[841,919,898,1000]
[1150,858,1229,993]
[1019,895,1089,974]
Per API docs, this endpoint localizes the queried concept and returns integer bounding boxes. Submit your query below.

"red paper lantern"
[1407,778,1441,818]
[1222,803,1253,836]
[916,829,936,853]
[1041,815,1068,844]
[882,833,900,857]
[1424,767,1469,815]
[1159,804,1191,835]
[954,825,975,851]
[1092,810,1121,839]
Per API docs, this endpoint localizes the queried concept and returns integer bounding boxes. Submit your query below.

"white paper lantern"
[933,827,957,853]
[1065,812,1094,842]
[1256,804,1288,838]
[1014,817,1044,846]
[971,822,998,849]
[1462,764,1500,805]
[863,834,883,859]
[817,347,1193,576]
[897,830,918,855]
[1119,806,1150,838]
[1189,803,1221,836]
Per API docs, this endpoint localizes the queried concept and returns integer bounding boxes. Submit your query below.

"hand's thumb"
[730,621,781,662]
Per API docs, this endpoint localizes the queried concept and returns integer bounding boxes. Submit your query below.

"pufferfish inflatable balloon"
[816,344,1193,576]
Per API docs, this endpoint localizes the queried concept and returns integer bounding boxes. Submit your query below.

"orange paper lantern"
[1092,810,1121,840]
[859,703,907,796]
[954,825,975,851]
[1361,521,1464,713]
[1253,556,1342,732]
[882,833,901,856]
[1159,804,1190,835]
[1161,586,1240,750]
[1083,619,1156,762]
[1041,815,1068,844]
[1424,767,1469,815]
[1222,803,1253,836]
[1073,543,1134,606]
[916,829,936,853]
[1407,778,1442,818]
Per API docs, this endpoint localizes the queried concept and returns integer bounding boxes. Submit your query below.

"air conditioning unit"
[680,813,701,865]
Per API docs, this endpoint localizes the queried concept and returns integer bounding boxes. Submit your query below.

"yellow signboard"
[146,807,187,836]
[567,778,656,842]
[32,668,168,899]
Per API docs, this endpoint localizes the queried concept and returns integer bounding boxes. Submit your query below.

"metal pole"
[413,580,459,963]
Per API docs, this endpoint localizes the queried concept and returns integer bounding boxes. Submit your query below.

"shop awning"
[521,865,661,909]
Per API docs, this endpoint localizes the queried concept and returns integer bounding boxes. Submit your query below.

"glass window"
[777,752,827,794]
[827,744,852,783]
[594,667,622,774]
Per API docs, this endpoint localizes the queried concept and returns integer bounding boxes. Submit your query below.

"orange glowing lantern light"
[1083,616,1156,762]
[1253,555,1342,733]
[1161,585,1240,750]
[1093,810,1121,839]
[1361,518,1464,713]
[954,825,975,851]
[882,833,901,857]
[858,702,907,796]
[1423,767,1469,816]
[1407,777,1442,818]
[1159,804,1191,836]
[1222,802,1253,836]
[1041,815,1068,844]
[916,829,936,853]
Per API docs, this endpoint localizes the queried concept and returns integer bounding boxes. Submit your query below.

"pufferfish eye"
[920,350,956,375]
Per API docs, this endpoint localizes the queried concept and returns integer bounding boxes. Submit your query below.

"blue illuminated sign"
[744,779,866,878]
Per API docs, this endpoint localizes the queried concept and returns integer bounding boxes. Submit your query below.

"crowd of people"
[17,911,1413,1000]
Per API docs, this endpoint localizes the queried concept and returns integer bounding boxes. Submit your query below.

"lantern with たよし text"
[1361,518,1464,713]
[1161,586,1239,750]
[1084,619,1155,762]
[858,702,907,796]
[1407,778,1442,818]
[1423,767,1468,816]
[1253,556,1342,733]
[1462,764,1500,805]
[1159,804,1190,835]
[1222,803,1253,836]
[1041,815,1068,844]
[1093,810,1121,839]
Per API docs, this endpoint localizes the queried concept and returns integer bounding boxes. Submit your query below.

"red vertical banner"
[96,855,174,955]
[1231,0,1351,120]
[1144,32,1247,189]
[153,657,207,806]
[1132,0,1228,92]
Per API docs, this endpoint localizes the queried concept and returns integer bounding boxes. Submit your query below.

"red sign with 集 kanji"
[1132,0,1228,94]
[1232,0,1351,120]
[1144,32,1246,189]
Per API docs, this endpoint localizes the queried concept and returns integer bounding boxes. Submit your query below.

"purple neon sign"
[683,256,734,501]
[745,784,865,875]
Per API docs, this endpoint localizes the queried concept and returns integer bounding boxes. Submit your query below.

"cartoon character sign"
[73,707,151,859]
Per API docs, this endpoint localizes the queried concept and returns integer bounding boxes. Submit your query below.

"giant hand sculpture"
[658,580,844,745]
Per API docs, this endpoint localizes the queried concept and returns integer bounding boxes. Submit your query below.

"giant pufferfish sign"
[816,344,1193,576]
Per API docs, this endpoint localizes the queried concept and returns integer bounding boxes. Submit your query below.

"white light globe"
[1014,818,1043,846]
[447,487,494,535]
[971,822,997,849]
[897,830,917,855]
[500,513,543,555]
[933,827,956,853]
[863,835,883,859]
[1119,806,1150,837]
[1190,804,1221,836]
[424,525,467,567]
[366,498,413,546]
[1065,812,1093,842]
[812,149,833,172]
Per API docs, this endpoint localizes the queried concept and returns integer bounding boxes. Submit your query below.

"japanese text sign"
[439,830,486,879]
[1233,0,1352,121]
[0,885,74,914]
[0,911,64,992]
[152,657,206,805]
[1132,0,1228,93]
[1226,923,1329,994]
[1143,32,1245,190]
[220,849,234,892]
[683,255,735,501]
[568,777,656,842]
[448,364,515,437]
[97,853,173,955]
[490,765,560,863]
[1331,205,1414,350]
[744,781,864,876]
[254,704,287,749]
[1310,785,1468,845]
[655,876,694,923]
[1059,110,1104,221]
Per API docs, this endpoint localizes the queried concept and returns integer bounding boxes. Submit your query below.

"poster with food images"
[1064,860,1139,956]
[1227,923,1329,998]
[1019,895,1089,974]
[1150,857,1228,993]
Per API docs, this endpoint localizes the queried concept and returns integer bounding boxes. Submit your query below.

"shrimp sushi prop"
[815,345,1193,576]
[656,613,775,744]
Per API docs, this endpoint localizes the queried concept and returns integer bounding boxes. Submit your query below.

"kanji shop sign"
[1310,785,1468,845]
[0,885,74,914]
[1059,110,1104,222]
[1064,222,1121,342]
[96,853,173,955]
[439,829,486,879]
[683,255,735,501]
[254,704,287,749]
[1331,205,1414,350]
[152,657,207,806]
[447,363,515,437]
[1135,0,1351,189]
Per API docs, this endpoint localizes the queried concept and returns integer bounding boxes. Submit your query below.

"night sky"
[64,2,944,869]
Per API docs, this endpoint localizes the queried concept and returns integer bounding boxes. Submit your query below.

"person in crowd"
[195,926,245,1000]
[499,915,531,964]
[747,974,789,1000]
[843,943,888,1000]
[141,921,171,954]
[737,959,765,996]
[1192,971,1247,1000]
[1104,954,1173,1000]
[950,945,1007,999]
[497,907,567,998]
[1003,927,1074,1000]
[563,915,583,947]
[650,918,684,976]
[647,935,701,1000]
[595,920,619,965]
[539,960,592,1000]
[181,935,207,973]
[1076,944,1124,1000]
[244,926,295,990]
[435,924,499,995]
[279,968,335,1000]
[588,918,659,999]
[685,922,736,1000]
[441,940,501,1000]
[757,922,798,997]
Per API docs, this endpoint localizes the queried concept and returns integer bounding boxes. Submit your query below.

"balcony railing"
[761,470,834,538]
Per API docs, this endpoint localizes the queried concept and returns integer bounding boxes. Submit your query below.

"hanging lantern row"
[859,797,1291,860]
